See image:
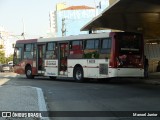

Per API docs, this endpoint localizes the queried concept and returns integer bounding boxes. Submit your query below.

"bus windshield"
[119,33,142,54]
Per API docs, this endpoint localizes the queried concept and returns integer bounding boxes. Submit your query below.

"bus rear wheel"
[25,66,34,79]
[73,67,84,82]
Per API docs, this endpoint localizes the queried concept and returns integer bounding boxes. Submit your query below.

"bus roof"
[16,39,37,44]
[38,32,111,43]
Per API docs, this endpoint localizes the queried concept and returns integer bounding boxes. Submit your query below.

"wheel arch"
[25,63,32,71]
[73,64,85,81]
[73,64,83,75]
[25,63,34,79]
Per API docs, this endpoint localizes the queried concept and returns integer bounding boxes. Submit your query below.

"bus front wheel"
[25,66,34,79]
[73,67,84,82]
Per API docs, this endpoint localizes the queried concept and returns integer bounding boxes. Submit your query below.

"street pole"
[61,18,66,36]
[22,18,25,39]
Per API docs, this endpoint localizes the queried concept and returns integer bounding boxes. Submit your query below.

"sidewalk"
[0,85,49,120]
[143,72,160,85]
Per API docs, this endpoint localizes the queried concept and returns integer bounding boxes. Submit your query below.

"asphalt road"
[1,72,160,120]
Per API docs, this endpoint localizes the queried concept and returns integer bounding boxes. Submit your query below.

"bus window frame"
[14,47,22,65]
[118,34,142,54]
[84,39,99,50]
[45,42,57,59]
[68,40,83,59]
[100,38,112,54]
[69,40,83,50]
[24,43,34,59]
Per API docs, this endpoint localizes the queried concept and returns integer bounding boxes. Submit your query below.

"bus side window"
[84,39,99,49]
[46,42,57,59]
[84,39,99,59]
[85,40,94,49]
[100,38,112,59]
[24,44,34,59]
[69,40,83,59]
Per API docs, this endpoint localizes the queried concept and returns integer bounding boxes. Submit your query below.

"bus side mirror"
[12,44,15,48]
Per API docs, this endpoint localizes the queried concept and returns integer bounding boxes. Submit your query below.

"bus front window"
[13,47,22,65]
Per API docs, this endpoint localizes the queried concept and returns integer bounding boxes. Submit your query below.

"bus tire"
[49,76,56,80]
[73,67,84,82]
[25,66,34,79]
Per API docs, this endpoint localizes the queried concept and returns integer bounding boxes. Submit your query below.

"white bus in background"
[13,32,144,82]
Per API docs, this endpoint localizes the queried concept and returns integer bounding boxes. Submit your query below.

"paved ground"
[0,72,49,120]
[1,72,160,120]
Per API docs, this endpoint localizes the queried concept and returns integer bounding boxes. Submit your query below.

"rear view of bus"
[109,32,144,77]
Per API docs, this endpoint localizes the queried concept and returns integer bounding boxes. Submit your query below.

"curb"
[0,78,10,86]
[36,87,50,120]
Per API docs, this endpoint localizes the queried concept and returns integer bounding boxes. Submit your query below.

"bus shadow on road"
[16,75,151,85]
[86,78,146,85]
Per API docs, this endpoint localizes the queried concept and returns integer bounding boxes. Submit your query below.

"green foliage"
[6,54,13,63]
[0,50,13,64]
[0,45,4,49]
[0,50,5,64]
[83,51,99,59]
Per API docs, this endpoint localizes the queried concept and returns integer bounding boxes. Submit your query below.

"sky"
[0,0,97,38]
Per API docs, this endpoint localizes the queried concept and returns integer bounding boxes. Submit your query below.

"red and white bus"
[13,32,144,82]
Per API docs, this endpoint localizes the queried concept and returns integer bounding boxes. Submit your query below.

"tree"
[6,54,13,63]
[0,51,13,64]
[0,45,4,49]
[0,50,5,64]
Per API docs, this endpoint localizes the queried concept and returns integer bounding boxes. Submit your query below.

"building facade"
[0,26,16,58]
[49,1,110,37]
[0,26,7,49]
[56,2,67,11]
[49,11,57,37]
[49,3,67,37]
[56,5,95,37]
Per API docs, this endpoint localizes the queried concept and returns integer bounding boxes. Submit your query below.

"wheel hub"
[76,70,82,80]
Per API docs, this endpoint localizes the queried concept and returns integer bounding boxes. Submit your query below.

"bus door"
[37,44,45,74]
[59,43,69,75]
